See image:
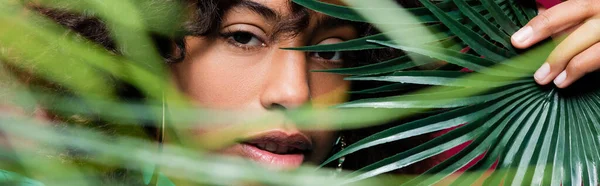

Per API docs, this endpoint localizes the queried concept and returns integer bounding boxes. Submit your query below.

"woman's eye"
[312,51,342,61]
[310,38,346,64]
[226,31,264,47]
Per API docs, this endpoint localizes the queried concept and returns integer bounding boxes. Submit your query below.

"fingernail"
[554,71,567,86]
[512,26,533,44]
[534,63,550,81]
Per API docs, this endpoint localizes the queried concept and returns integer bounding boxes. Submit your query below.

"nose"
[260,48,310,110]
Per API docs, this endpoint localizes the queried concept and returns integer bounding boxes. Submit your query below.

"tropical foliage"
[293,0,600,185]
[0,0,598,185]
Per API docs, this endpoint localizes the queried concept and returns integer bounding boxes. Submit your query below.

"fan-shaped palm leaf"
[293,0,599,185]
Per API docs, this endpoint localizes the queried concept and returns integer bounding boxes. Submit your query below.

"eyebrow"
[231,0,355,39]
[237,0,279,23]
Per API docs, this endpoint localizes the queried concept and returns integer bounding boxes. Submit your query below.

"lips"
[247,141,304,154]
[236,131,312,169]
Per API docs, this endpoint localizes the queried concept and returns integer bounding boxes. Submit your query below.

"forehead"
[228,0,355,32]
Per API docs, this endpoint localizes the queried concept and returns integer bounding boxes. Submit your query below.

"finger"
[551,23,580,39]
[512,0,598,48]
[553,42,600,88]
[533,18,600,85]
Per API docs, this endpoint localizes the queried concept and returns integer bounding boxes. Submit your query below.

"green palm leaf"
[293,0,600,185]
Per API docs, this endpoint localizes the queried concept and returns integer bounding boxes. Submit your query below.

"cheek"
[169,37,267,109]
[305,73,348,163]
[309,72,350,107]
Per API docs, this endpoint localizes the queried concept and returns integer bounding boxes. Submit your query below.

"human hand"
[511,0,600,88]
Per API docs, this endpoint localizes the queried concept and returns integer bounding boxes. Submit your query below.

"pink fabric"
[536,0,561,9]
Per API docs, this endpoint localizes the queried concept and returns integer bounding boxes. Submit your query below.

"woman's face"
[170,0,356,169]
